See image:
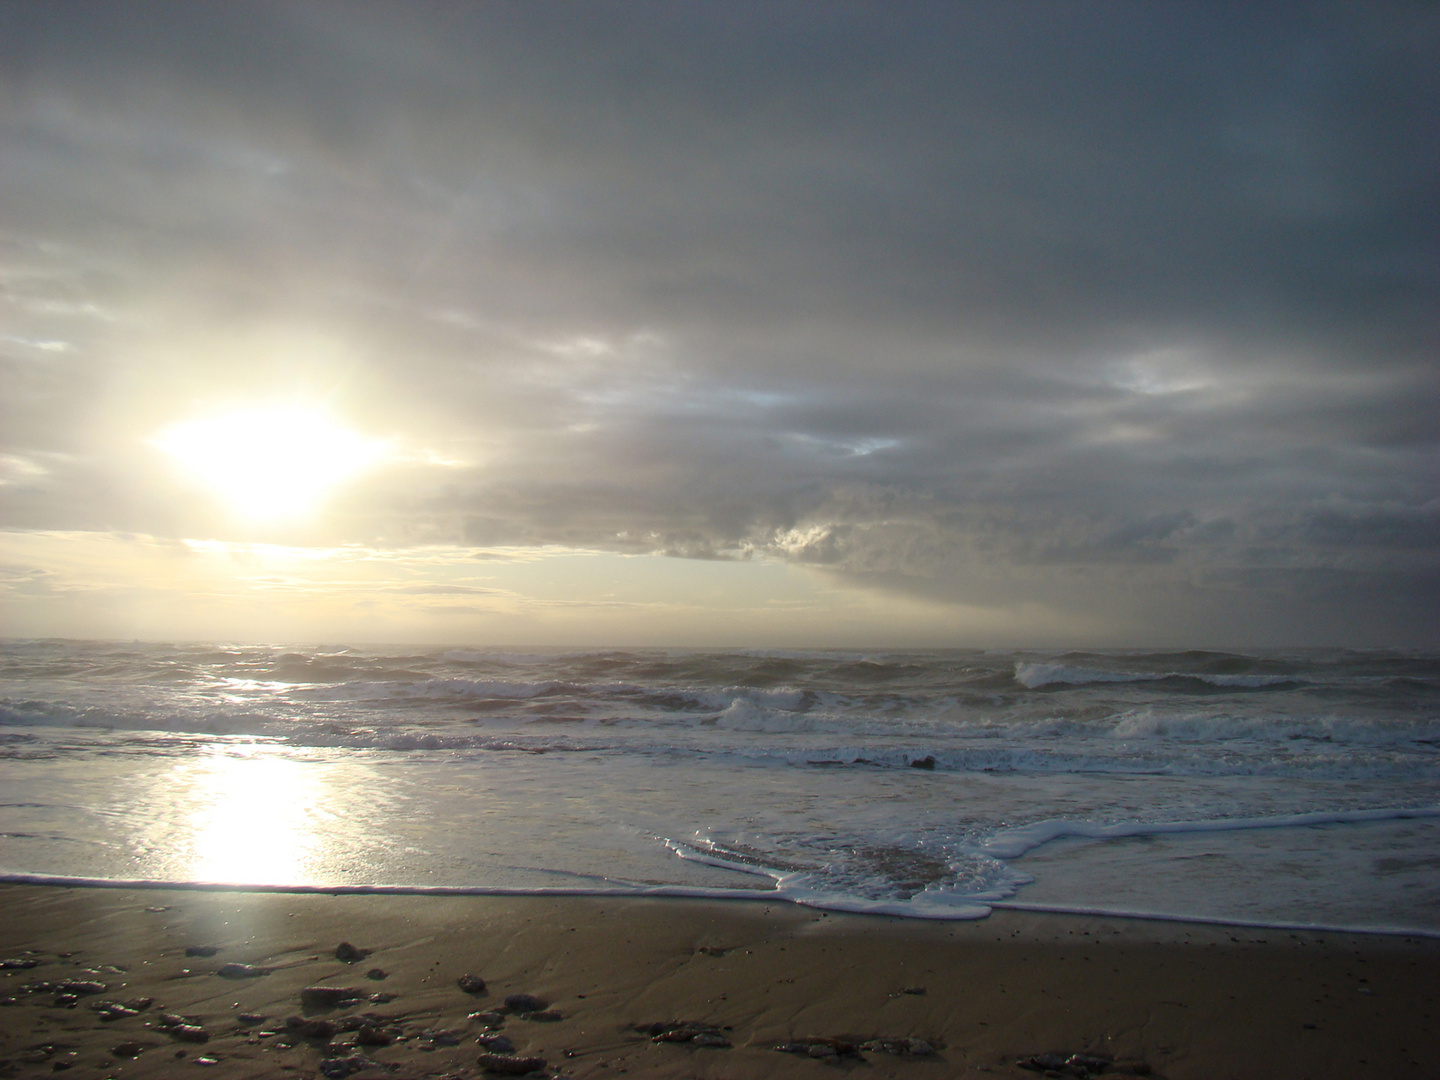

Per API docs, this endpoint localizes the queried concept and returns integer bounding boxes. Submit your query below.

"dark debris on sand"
[476,1049,548,1074]
[215,962,269,978]
[774,1034,938,1059]
[639,1020,732,1047]
[1016,1051,1154,1076]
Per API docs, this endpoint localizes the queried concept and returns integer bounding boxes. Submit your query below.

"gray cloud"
[1,1,1436,644]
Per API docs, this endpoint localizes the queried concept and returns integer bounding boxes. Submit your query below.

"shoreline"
[5,873,1439,942]
[2,884,1437,1079]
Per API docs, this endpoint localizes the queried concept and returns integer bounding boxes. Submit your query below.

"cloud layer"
[1,2,1436,644]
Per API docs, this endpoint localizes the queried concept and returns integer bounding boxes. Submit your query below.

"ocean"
[2,640,1437,934]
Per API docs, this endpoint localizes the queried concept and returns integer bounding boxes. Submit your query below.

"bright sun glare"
[153,404,387,521]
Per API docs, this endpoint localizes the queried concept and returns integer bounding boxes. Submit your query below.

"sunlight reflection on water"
[185,749,323,884]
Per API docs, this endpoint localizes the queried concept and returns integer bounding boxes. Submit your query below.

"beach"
[1,884,1435,1079]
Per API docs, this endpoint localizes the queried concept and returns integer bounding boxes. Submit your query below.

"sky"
[0,1,1436,648]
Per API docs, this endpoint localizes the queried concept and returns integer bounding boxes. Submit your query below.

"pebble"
[365,967,388,980]
[503,993,546,1013]
[458,973,488,994]
[193,1057,220,1067]
[644,1020,730,1046]
[236,1012,267,1025]
[861,1037,935,1056]
[216,963,269,978]
[111,1042,150,1058]
[422,1028,465,1046]
[59,979,107,995]
[476,1035,516,1053]
[470,1010,506,1027]
[0,957,41,969]
[92,1000,141,1021]
[334,942,370,962]
[773,1037,861,1058]
[154,1013,210,1042]
[475,1051,548,1074]
[184,945,219,957]
[355,1024,392,1047]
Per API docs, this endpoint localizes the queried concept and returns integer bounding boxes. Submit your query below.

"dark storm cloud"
[1,1,1436,643]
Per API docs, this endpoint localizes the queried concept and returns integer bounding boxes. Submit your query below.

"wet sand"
[0,883,1435,1079]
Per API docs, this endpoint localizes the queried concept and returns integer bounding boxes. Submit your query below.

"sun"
[153,403,387,521]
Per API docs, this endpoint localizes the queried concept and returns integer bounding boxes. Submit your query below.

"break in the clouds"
[1,2,1436,646]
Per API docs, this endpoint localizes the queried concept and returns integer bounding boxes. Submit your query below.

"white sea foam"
[980,806,1440,860]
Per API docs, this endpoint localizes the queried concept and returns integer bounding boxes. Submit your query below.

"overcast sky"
[1,1,1436,647]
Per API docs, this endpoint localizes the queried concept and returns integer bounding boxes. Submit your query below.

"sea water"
[1,641,1437,933]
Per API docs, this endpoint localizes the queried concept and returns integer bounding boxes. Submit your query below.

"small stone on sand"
[334,941,370,962]
[355,1024,392,1046]
[287,1015,338,1040]
[59,979,107,995]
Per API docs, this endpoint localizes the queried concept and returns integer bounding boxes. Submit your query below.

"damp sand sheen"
[2,884,1438,1079]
